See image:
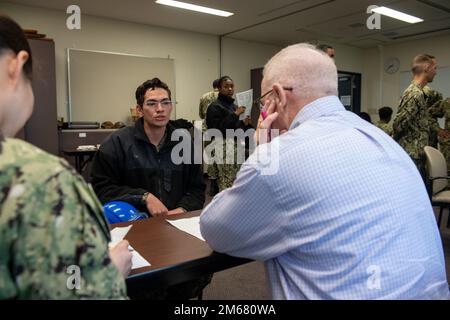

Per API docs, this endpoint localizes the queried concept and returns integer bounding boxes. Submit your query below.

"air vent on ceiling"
[383,31,399,37]
[348,23,365,28]
[416,0,450,14]
[392,26,450,40]
[258,0,309,17]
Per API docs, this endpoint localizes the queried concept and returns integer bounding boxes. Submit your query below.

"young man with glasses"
[91,78,205,217]
[91,78,210,299]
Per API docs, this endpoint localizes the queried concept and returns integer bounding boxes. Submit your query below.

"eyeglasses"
[144,99,176,108]
[254,87,293,109]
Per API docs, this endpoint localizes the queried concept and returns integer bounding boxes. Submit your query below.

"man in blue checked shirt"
[200,43,449,300]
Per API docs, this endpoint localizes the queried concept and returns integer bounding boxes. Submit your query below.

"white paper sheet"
[166,216,205,241]
[129,248,151,269]
[110,225,133,247]
[109,225,151,269]
[340,95,352,107]
[235,89,253,120]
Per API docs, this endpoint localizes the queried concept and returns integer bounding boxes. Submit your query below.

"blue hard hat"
[103,201,148,224]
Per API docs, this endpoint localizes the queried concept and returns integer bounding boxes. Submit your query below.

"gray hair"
[263,43,338,100]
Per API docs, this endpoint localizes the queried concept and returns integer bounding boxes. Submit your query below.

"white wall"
[1,2,219,121]
[326,41,365,74]
[362,46,383,115]
[0,2,369,122]
[221,37,282,94]
[221,38,364,101]
[362,34,450,120]
[1,2,289,122]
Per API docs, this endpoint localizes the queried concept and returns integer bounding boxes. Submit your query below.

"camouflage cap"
[101,121,114,129]
[113,122,126,129]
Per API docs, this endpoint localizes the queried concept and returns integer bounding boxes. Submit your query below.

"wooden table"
[111,211,252,294]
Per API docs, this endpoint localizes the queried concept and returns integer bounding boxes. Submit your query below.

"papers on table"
[110,225,133,247]
[166,216,205,241]
[109,225,151,269]
[235,89,253,120]
[129,248,151,270]
[76,145,97,151]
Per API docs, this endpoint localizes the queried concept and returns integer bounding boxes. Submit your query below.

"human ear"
[8,51,29,86]
[272,83,287,111]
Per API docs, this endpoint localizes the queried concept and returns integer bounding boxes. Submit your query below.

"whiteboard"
[400,66,450,128]
[68,49,176,124]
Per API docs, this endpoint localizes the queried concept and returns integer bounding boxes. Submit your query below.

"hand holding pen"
[255,99,279,145]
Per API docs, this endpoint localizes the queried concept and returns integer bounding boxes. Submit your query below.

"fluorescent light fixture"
[155,0,234,17]
[371,6,423,24]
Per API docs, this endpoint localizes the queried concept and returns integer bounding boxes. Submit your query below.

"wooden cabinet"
[16,38,58,155]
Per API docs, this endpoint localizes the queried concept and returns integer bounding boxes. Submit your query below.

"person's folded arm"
[206,104,242,134]
[176,162,206,212]
[90,141,148,211]
[429,99,445,118]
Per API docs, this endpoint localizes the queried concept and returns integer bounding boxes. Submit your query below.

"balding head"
[259,43,339,132]
[262,43,338,102]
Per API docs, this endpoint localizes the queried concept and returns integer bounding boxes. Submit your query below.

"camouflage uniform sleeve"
[428,90,443,105]
[443,99,450,131]
[10,162,127,299]
[199,97,206,119]
[428,90,445,118]
[386,124,393,137]
[393,94,426,141]
[429,100,444,118]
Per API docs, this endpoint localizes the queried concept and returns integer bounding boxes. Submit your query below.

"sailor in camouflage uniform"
[199,79,219,126]
[424,85,443,149]
[206,76,253,192]
[393,82,430,171]
[426,86,450,168]
[393,54,438,176]
[0,137,128,299]
[436,99,450,170]
[199,79,220,194]
[0,15,130,299]
[375,106,393,136]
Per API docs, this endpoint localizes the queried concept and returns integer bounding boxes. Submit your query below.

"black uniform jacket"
[91,117,205,214]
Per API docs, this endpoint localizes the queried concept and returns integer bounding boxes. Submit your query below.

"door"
[338,71,361,114]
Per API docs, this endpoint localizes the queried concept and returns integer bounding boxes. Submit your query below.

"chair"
[424,146,450,228]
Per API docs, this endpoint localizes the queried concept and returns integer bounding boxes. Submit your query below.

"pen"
[260,111,271,141]
[261,111,267,120]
